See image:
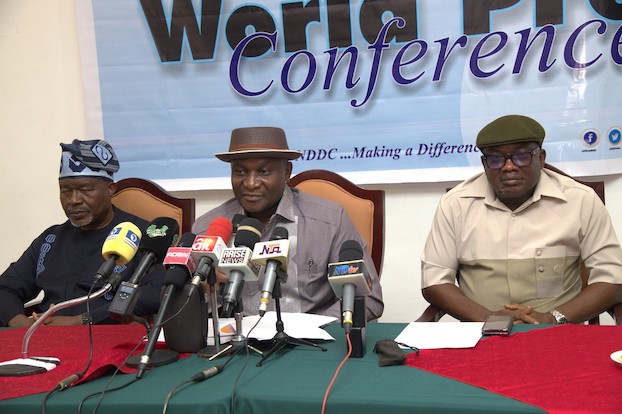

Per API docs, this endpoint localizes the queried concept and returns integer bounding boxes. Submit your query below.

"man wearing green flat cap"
[421,115,622,324]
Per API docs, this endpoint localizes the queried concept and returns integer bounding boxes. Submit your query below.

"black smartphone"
[481,315,514,335]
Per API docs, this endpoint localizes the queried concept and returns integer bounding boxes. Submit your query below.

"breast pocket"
[534,246,566,298]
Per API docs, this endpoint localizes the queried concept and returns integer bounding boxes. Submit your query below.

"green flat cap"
[476,115,545,148]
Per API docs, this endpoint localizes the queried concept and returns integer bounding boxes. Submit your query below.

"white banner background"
[75,0,622,190]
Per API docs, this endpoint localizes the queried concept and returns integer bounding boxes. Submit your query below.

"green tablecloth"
[0,323,545,414]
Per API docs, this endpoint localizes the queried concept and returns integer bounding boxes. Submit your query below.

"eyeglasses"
[481,148,540,170]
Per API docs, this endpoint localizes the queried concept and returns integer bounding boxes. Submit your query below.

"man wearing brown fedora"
[192,127,383,320]
[421,115,622,324]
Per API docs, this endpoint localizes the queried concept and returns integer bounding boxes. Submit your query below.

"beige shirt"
[421,169,622,312]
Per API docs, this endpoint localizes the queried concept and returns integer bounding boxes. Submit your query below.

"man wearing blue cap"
[421,115,622,324]
[0,139,165,327]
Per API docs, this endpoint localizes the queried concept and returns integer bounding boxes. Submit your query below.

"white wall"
[2,0,620,323]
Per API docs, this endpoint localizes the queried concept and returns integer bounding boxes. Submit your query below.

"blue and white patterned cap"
[59,139,120,180]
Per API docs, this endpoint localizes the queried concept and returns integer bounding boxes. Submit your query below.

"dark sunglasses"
[481,148,540,170]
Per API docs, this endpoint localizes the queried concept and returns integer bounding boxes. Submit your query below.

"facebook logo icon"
[582,130,599,148]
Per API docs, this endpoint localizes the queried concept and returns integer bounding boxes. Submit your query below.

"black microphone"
[327,240,372,333]
[220,218,262,317]
[135,232,195,378]
[228,214,247,247]
[162,231,213,354]
[129,217,180,284]
[162,232,197,288]
[252,227,289,316]
[108,217,179,323]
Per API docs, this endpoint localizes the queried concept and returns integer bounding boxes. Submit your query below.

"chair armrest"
[611,303,622,325]
[415,305,446,322]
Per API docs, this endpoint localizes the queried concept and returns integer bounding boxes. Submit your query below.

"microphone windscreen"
[231,214,246,233]
[234,217,262,249]
[270,227,288,241]
[205,216,233,244]
[177,232,197,248]
[139,217,180,262]
[102,221,142,265]
[339,240,364,262]
[163,232,197,287]
[164,266,190,289]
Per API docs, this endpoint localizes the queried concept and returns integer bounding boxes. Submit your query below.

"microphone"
[252,227,289,316]
[108,217,180,323]
[228,214,247,247]
[327,240,372,333]
[188,217,232,296]
[162,232,198,287]
[134,232,196,378]
[220,217,262,317]
[0,273,124,377]
[95,221,142,282]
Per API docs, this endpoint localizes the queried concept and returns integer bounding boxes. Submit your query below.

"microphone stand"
[256,274,326,367]
[197,268,224,358]
[0,276,121,377]
[128,283,181,377]
[208,300,263,360]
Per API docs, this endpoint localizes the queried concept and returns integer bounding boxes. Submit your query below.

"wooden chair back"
[111,177,196,239]
[288,169,385,277]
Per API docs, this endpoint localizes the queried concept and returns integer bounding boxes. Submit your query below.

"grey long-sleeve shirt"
[192,187,384,321]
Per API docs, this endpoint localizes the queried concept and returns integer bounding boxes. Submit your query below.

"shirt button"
[538,266,545,272]
[554,265,561,274]
[536,250,542,256]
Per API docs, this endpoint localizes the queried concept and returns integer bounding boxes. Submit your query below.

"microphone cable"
[77,337,144,414]
[41,280,98,414]
[321,332,353,414]
[230,314,263,414]
[161,311,260,414]
[161,352,236,414]
[78,285,194,413]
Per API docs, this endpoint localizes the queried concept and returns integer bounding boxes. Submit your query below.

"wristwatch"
[81,313,91,325]
[549,309,568,324]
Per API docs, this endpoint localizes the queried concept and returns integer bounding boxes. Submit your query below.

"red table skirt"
[0,324,150,400]
[406,324,622,414]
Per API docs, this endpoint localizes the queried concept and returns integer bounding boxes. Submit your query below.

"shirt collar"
[273,186,296,223]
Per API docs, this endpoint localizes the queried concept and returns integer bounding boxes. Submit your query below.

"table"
[0,323,544,414]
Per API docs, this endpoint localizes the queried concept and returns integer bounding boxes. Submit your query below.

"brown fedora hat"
[215,127,303,162]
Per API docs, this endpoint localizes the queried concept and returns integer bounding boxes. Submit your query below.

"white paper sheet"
[241,312,337,341]
[159,312,337,345]
[394,322,484,349]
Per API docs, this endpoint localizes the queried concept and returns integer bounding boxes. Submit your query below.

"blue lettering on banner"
[78,1,622,183]
[137,2,622,107]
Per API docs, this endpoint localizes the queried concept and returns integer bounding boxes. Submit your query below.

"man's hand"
[38,315,83,326]
[30,304,83,326]
[8,314,35,328]
[503,303,546,324]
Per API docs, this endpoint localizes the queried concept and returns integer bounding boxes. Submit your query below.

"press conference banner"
[75,0,622,190]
